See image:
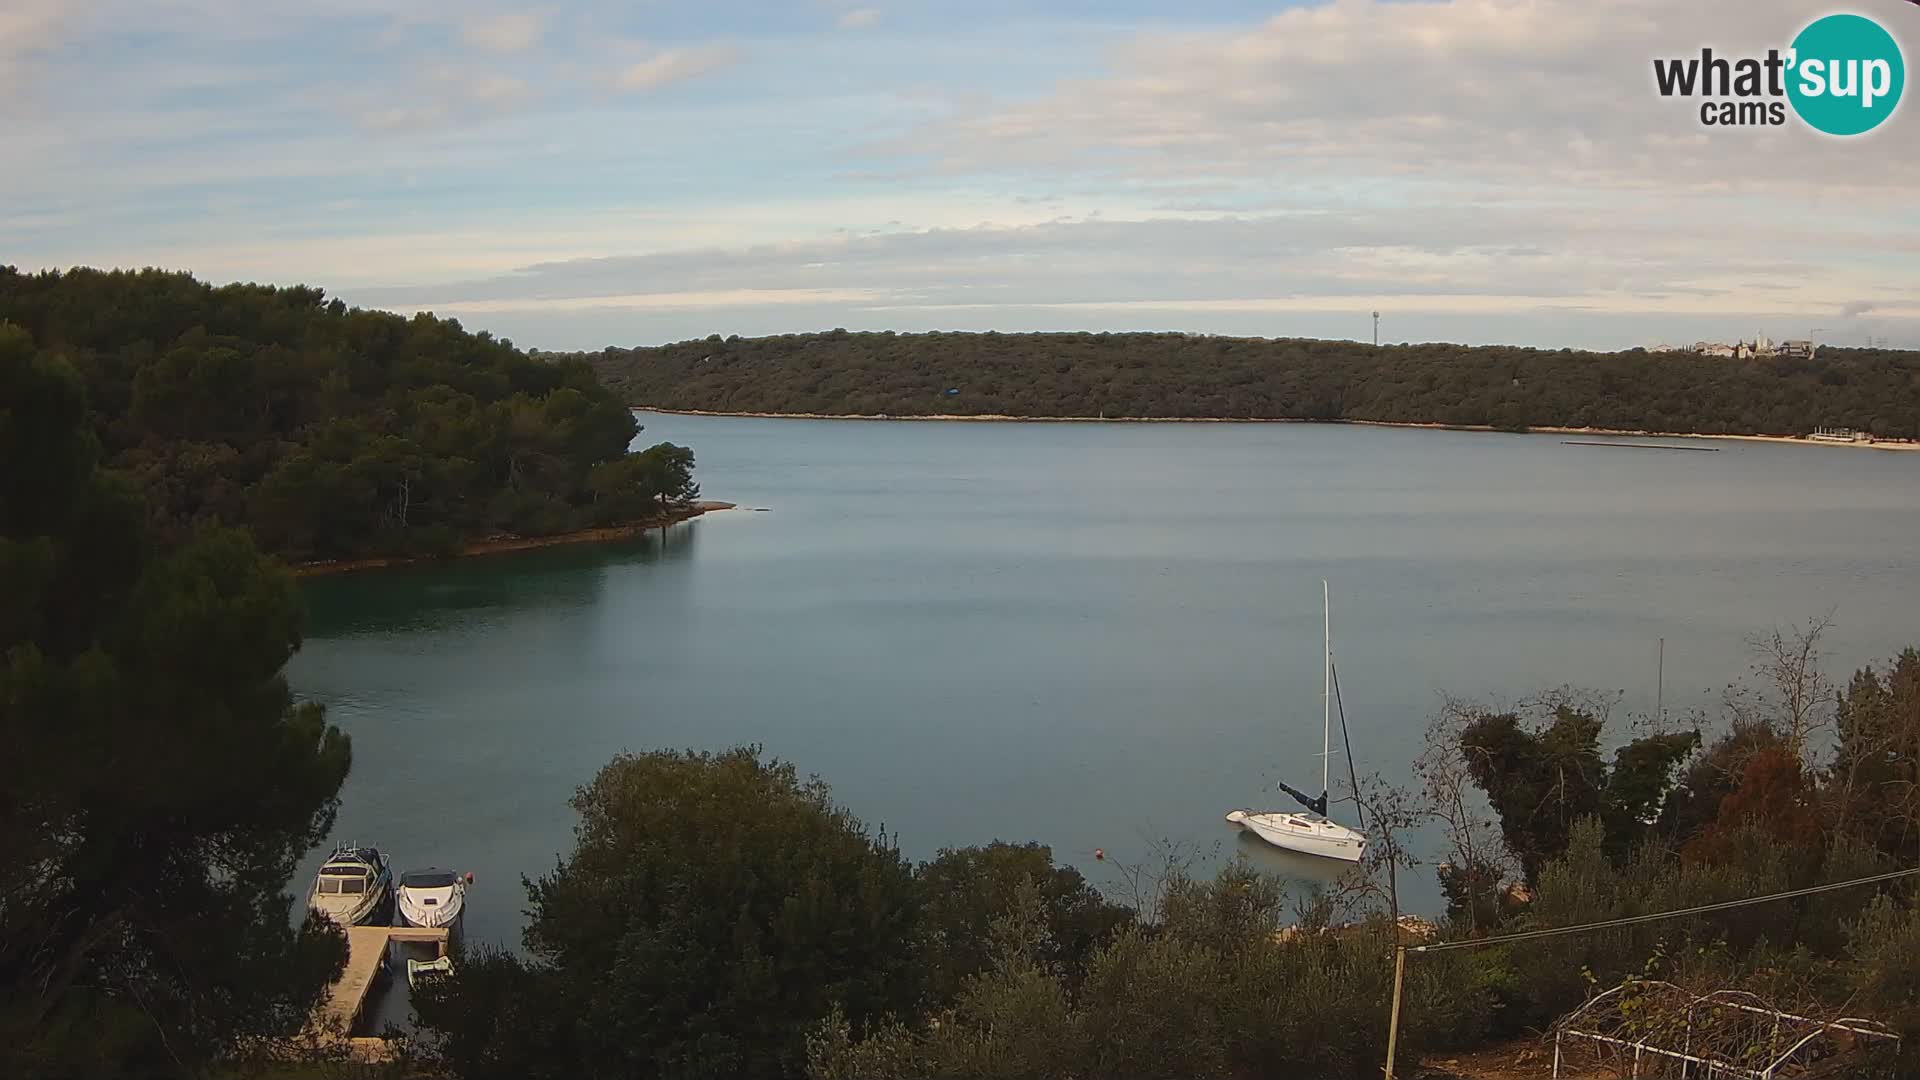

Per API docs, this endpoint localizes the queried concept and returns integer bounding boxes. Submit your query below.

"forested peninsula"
[0,267,697,565]
[583,331,1920,440]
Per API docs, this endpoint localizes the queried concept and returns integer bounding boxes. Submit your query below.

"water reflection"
[300,523,701,637]
[1231,830,1356,892]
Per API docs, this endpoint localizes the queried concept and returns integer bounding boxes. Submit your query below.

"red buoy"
[1093,848,1105,861]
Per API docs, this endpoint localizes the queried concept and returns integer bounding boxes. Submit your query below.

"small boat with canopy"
[307,843,392,926]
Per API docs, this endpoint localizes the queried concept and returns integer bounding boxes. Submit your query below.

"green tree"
[1830,650,1920,857]
[1458,700,1698,881]
[0,267,685,564]
[0,327,352,1077]
[585,442,699,524]
[417,747,919,1080]
[912,842,1132,1007]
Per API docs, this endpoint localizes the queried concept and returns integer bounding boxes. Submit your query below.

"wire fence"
[1382,865,1920,1078]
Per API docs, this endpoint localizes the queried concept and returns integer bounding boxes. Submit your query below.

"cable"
[1410,866,1920,954]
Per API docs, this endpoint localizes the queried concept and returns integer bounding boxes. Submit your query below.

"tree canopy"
[0,267,696,565]
[1457,701,1699,881]
[415,748,922,1080]
[0,327,352,1077]
[585,330,1920,439]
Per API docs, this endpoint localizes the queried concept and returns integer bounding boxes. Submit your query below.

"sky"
[5,0,1920,351]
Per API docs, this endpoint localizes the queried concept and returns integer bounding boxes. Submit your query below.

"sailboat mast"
[1321,579,1331,797]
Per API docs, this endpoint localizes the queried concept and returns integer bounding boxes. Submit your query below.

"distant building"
[1681,337,1816,360]
[1810,426,1871,443]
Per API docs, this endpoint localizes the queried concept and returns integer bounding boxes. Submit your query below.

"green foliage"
[1832,649,1920,857]
[912,841,1132,1007]
[0,268,695,564]
[1458,703,1699,880]
[585,442,699,526]
[414,748,920,1080]
[586,331,1920,438]
[809,860,1494,1080]
[1846,894,1920,1056]
[1491,817,1902,1034]
[0,342,352,1077]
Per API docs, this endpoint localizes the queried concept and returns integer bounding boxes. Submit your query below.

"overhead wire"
[1411,866,1920,954]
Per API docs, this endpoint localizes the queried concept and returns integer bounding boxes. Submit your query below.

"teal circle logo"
[1787,13,1905,136]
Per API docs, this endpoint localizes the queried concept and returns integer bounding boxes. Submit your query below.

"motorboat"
[308,843,392,926]
[1225,581,1369,863]
[394,868,468,929]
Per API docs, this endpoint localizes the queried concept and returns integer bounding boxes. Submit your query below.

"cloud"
[611,44,743,92]
[392,287,889,314]
[1841,301,1879,318]
[0,0,77,89]
[459,11,547,53]
[6,0,1920,352]
[347,207,1920,328]
[838,8,882,30]
[355,68,529,132]
[898,0,1914,192]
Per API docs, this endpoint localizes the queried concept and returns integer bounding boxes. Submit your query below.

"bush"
[809,861,1496,1080]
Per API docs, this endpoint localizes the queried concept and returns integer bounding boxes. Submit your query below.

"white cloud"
[901,0,1915,192]
[393,287,890,314]
[354,67,529,132]
[0,0,79,91]
[7,0,1920,351]
[611,44,743,92]
[838,8,882,30]
[458,11,547,53]
[341,202,1920,327]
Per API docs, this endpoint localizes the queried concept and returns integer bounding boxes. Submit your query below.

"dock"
[312,925,450,1037]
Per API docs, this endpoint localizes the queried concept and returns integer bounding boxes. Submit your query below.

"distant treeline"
[581,330,1920,439]
[0,267,695,564]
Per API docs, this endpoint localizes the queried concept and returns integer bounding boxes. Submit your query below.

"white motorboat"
[1226,581,1369,863]
[308,843,392,926]
[394,868,468,929]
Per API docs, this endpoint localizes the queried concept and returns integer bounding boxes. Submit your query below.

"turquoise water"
[290,415,1920,946]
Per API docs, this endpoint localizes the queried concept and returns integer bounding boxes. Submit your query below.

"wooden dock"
[313,925,450,1037]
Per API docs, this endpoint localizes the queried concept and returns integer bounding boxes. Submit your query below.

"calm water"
[290,416,1920,946]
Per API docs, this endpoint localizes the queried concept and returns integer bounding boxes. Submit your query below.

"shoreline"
[632,407,1920,452]
[288,501,735,577]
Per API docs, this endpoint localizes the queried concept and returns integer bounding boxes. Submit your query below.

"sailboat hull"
[1226,810,1366,862]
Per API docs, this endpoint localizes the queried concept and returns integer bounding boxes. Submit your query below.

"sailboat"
[1225,581,1368,863]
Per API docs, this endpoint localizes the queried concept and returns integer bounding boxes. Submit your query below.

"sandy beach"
[632,407,1920,453]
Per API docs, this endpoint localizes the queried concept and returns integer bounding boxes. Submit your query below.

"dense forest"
[0,267,696,564]
[3,328,354,1075]
[584,330,1920,439]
